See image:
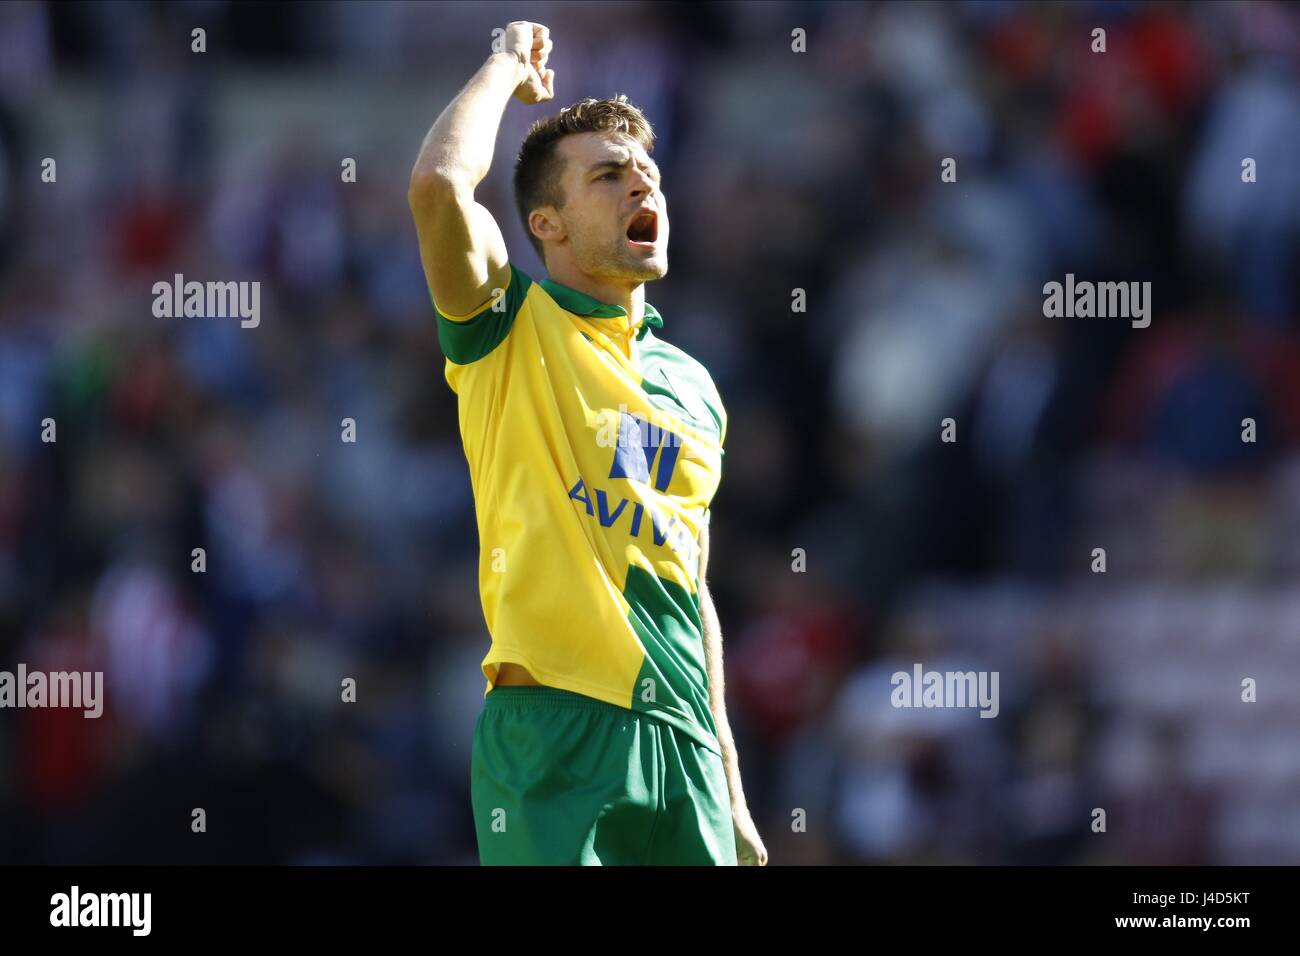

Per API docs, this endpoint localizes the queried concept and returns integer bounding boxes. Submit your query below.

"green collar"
[539,277,663,341]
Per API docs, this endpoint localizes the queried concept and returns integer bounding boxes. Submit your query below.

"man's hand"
[504,21,555,104]
[409,23,552,315]
[733,804,769,866]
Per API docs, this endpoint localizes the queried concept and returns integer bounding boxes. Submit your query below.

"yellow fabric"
[440,268,726,736]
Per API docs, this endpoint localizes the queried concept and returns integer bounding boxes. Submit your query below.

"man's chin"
[625,253,667,281]
[584,247,668,283]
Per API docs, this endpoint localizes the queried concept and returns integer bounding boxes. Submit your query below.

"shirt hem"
[482,649,723,758]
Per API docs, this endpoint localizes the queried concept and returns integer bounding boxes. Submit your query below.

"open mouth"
[626,209,658,246]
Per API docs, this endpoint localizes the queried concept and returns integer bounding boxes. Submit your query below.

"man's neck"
[546,263,644,325]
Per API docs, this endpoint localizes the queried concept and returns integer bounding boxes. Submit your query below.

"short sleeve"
[434,263,532,365]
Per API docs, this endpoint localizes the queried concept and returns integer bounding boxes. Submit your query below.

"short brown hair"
[513,95,655,259]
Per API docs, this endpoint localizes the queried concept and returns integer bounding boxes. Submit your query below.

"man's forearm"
[410,51,528,192]
[700,584,749,812]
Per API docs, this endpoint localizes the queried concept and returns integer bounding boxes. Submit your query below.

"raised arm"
[408,22,554,317]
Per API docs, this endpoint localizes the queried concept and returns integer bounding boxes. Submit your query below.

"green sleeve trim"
[434,264,532,365]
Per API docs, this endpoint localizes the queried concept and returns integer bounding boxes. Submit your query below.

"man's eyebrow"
[587,157,661,178]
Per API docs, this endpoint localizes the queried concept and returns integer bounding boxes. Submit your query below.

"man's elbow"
[408,166,465,214]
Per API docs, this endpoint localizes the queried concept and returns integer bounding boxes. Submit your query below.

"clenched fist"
[502,21,555,104]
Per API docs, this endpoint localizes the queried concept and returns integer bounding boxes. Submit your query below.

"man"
[408,20,767,866]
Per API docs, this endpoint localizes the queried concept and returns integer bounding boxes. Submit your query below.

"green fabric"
[471,686,736,865]
[636,330,726,443]
[623,564,720,757]
[435,264,532,364]
[537,277,664,340]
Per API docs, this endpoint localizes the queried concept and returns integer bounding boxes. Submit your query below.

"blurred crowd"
[1,0,1298,864]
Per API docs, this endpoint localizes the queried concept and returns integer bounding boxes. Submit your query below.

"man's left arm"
[698,524,769,866]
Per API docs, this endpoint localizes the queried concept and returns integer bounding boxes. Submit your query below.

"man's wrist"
[487,50,529,87]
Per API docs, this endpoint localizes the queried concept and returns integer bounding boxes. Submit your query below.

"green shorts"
[471,685,737,865]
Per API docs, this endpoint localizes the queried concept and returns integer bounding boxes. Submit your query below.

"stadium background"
[1,0,1299,864]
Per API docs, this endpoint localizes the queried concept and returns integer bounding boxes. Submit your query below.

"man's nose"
[628,170,655,199]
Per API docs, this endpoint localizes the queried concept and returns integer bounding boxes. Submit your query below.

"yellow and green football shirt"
[434,264,727,756]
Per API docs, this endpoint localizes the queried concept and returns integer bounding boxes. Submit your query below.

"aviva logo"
[568,409,695,558]
[606,409,683,491]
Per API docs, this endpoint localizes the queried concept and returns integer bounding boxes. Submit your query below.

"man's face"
[545,131,668,282]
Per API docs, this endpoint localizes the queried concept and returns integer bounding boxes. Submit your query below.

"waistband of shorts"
[484,685,627,713]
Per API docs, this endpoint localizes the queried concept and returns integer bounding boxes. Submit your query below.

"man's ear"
[528,207,564,246]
